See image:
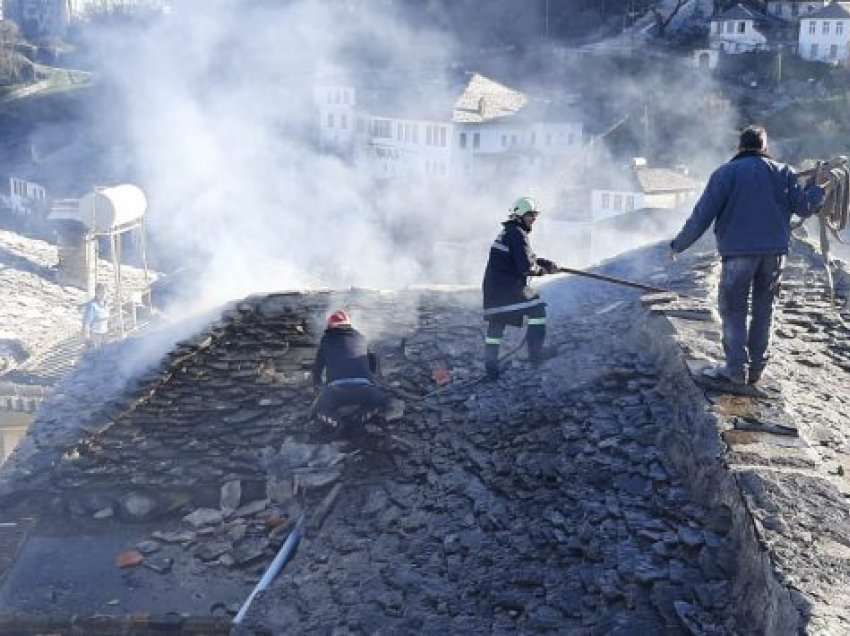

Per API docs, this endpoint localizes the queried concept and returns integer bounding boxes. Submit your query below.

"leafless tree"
[651,0,688,37]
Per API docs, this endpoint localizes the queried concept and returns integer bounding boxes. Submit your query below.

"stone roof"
[0,236,847,632]
[808,2,850,19]
[452,73,528,124]
[714,3,767,21]
[0,229,155,385]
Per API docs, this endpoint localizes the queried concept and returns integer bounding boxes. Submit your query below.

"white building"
[798,2,850,63]
[767,0,830,21]
[590,159,703,223]
[314,72,583,183]
[709,3,789,53]
[0,175,47,219]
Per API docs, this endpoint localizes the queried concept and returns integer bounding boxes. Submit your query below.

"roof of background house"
[714,3,768,21]
[591,165,704,194]
[0,228,153,386]
[808,2,850,19]
[452,73,528,124]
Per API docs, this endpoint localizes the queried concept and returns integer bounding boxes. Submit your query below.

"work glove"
[804,184,826,211]
[536,258,559,275]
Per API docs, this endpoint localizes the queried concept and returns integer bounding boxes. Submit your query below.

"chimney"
[631,157,648,170]
[478,96,487,117]
[51,199,97,294]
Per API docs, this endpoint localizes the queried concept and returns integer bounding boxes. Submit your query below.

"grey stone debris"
[220,480,242,512]
[183,508,225,528]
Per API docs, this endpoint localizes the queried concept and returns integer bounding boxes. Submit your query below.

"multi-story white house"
[589,159,703,223]
[314,72,583,183]
[798,2,850,63]
[767,0,830,21]
[709,3,791,53]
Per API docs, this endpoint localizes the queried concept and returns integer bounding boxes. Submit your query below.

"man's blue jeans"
[718,255,784,375]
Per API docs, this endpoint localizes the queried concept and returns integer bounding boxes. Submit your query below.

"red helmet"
[326,310,351,329]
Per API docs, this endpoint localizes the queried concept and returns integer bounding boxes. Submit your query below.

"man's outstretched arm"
[671,169,730,253]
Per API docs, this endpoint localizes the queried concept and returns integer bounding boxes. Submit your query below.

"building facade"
[590,159,703,223]
[798,2,850,63]
[314,72,583,183]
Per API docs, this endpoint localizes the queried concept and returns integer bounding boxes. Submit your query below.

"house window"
[613,194,623,210]
[373,119,392,138]
[830,44,838,58]
[726,21,734,33]
[511,135,518,146]
[341,114,347,130]
[811,43,819,57]
[626,195,635,211]
[792,4,799,16]
[823,21,830,34]
[473,132,480,149]
[809,20,816,34]
[601,193,610,209]
[327,91,332,104]
[530,131,536,146]
[334,90,341,104]
[838,21,844,36]
[439,127,447,147]
[327,113,334,128]
[737,21,746,33]
[714,22,722,34]
[459,132,467,148]
[412,125,419,144]
[501,134,507,147]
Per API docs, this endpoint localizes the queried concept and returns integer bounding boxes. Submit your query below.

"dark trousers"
[718,255,784,375]
[485,303,547,375]
[313,383,388,423]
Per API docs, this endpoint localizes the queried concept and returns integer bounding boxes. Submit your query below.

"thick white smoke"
[77,0,740,320]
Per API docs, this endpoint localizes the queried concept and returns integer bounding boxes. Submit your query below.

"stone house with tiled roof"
[798,1,850,63]
[710,3,795,53]
[314,71,583,183]
[589,158,704,223]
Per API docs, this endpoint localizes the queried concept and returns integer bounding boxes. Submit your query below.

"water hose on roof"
[232,513,305,625]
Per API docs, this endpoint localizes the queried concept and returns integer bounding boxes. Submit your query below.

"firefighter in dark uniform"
[311,310,388,427]
[482,196,560,380]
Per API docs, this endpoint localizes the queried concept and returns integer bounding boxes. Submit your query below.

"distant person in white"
[82,284,110,348]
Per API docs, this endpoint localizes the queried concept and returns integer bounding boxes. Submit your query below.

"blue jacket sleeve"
[671,168,730,253]
[505,226,536,276]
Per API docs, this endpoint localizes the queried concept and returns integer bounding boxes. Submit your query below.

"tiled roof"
[808,2,850,19]
[452,73,528,124]
[714,3,765,21]
[634,167,704,194]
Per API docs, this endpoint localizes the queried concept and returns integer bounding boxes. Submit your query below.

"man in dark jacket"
[670,126,825,385]
[311,310,388,426]
[482,196,560,380]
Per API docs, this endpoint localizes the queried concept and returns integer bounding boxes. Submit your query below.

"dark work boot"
[485,343,500,381]
[747,365,765,385]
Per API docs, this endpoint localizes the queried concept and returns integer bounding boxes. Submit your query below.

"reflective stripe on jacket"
[482,219,542,315]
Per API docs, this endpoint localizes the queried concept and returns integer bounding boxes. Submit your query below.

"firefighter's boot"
[527,316,556,366]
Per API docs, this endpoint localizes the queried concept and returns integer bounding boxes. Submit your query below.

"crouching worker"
[482,196,560,381]
[311,310,388,429]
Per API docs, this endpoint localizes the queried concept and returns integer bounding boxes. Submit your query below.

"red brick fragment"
[116,550,144,568]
